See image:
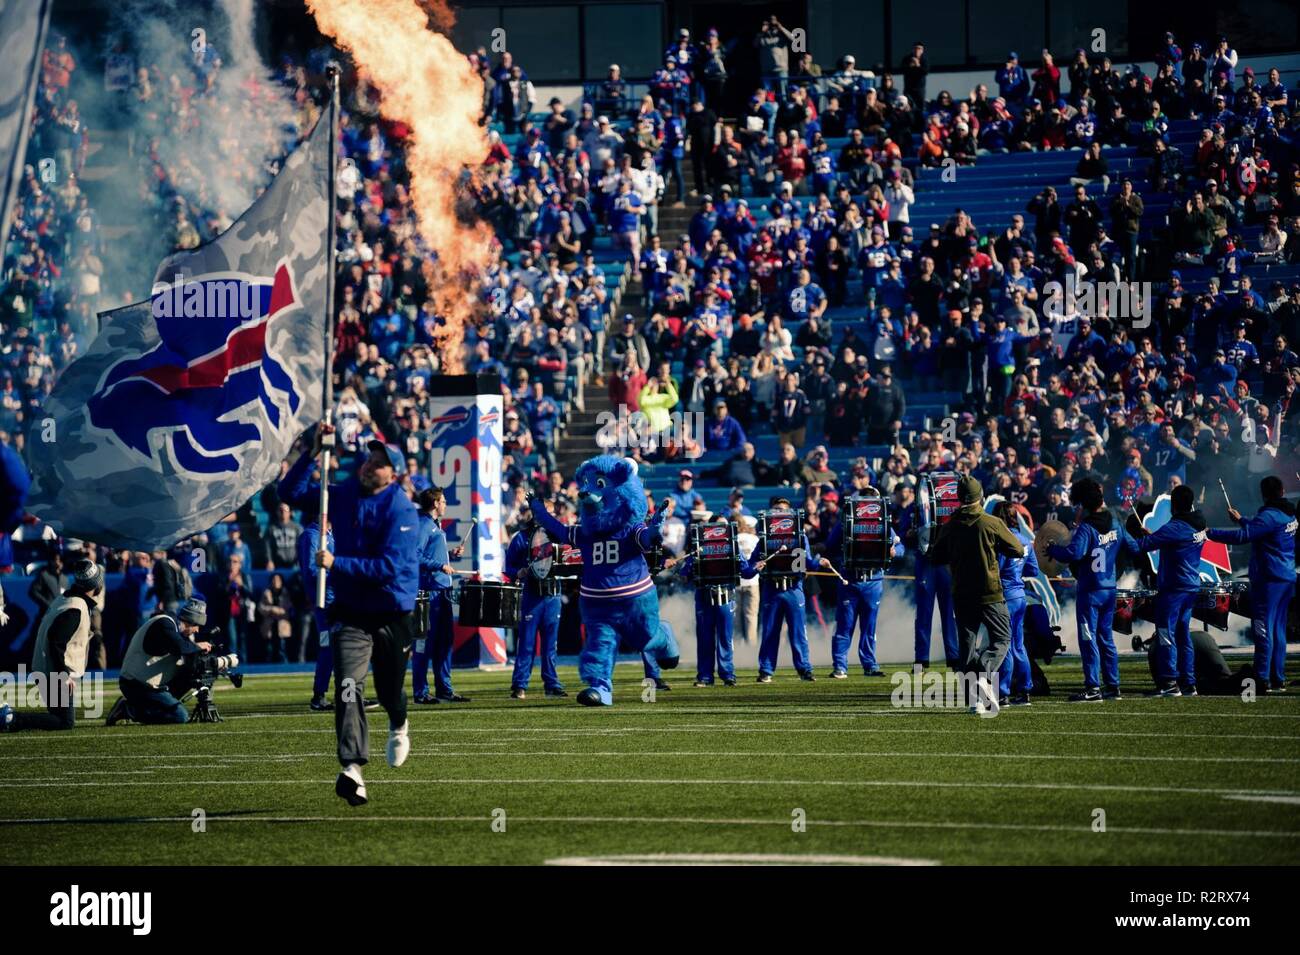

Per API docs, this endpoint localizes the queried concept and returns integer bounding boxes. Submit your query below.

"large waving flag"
[26,115,332,548]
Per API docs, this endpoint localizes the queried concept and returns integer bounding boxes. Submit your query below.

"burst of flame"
[308,0,494,374]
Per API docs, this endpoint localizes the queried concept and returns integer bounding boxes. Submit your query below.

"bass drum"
[458,580,523,628]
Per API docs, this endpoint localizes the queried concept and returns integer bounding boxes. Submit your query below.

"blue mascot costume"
[530,455,679,705]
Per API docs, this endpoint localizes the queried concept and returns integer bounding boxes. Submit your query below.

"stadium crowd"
[3,16,1300,669]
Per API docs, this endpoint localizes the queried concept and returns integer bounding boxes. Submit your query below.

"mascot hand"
[0,609,8,627]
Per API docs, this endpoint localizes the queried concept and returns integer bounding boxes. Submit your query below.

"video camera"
[169,627,243,723]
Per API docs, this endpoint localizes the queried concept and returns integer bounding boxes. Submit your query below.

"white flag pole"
[316,63,341,610]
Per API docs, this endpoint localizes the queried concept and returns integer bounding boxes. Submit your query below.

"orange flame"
[308,0,493,374]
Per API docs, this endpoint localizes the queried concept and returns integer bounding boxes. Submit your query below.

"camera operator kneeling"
[106,599,233,725]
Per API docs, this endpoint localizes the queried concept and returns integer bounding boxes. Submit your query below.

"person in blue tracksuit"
[1208,475,1296,692]
[912,511,959,669]
[412,488,467,704]
[823,495,902,678]
[747,498,829,682]
[1047,478,1140,702]
[995,502,1040,705]
[503,509,566,699]
[1132,484,1210,696]
[279,432,420,806]
[298,518,336,710]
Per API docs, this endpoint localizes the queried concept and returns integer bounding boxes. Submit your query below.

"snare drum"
[1113,587,1156,635]
[457,580,523,628]
[1192,583,1234,631]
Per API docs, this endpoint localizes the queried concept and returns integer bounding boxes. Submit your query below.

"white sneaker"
[336,763,367,806]
[386,720,410,768]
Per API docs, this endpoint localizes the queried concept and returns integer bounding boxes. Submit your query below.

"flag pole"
[316,63,341,610]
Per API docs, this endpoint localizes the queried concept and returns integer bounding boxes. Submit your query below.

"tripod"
[189,685,223,723]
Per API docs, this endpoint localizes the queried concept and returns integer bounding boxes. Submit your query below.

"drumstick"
[1218,478,1232,511]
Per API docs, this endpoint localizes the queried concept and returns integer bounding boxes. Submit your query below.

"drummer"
[503,505,566,700]
[1207,475,1297,694]
[749,497,842,683]
[823,488,902,679]
[663,515,740,688]
[1131,484,1210,697]
[1046,479,1140,703]
[412,488,467,704]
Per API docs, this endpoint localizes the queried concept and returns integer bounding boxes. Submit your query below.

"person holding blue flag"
[1047,478,1140,702]
[1207,476,1296,694]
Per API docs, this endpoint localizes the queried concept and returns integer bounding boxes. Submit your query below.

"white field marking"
[4,776,1298,799]
[0,813,1294,839]
[543,853,939,866]
[1222,794,1300,806]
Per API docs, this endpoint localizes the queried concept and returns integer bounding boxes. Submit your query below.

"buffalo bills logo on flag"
[86,262,303,475]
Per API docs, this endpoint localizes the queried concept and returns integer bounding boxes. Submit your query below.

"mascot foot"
[657,655,680,671]
[577,687,613,707]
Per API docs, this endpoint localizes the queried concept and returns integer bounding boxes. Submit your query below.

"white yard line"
[3,775,1297,798]
[0,812,1293,839]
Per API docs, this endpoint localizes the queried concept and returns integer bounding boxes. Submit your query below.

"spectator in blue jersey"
[785,269,827,323]
[704,397,747,452]
[667,469,705,515]
[996,52,1030,105]
[994,501,1039,705]
[521,379,560,472]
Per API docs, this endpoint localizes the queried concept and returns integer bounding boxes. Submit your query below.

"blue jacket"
[279,451,419,614]
[418,511,452,591]
[1048,511,1139,591]
[1135,511,1209,593]
[1208,502,1297,584]
[999,527,1040,601]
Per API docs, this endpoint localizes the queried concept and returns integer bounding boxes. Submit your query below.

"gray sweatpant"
[955,600,1012,683]
[332,611,415,767]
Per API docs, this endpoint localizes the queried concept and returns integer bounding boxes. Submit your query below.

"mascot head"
[574,455,648,535]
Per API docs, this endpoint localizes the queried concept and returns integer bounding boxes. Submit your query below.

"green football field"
[2,659,1298,866]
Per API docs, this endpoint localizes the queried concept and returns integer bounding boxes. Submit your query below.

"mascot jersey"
[532,515,662,601]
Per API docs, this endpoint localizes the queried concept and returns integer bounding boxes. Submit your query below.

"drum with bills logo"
[842,496,892,576]
[758,509,806,587]
[918,472,961,555]
[689,520,741,605]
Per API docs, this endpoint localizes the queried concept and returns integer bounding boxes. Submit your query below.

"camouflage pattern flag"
[0,0,52,242]
[25,114,332,548]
